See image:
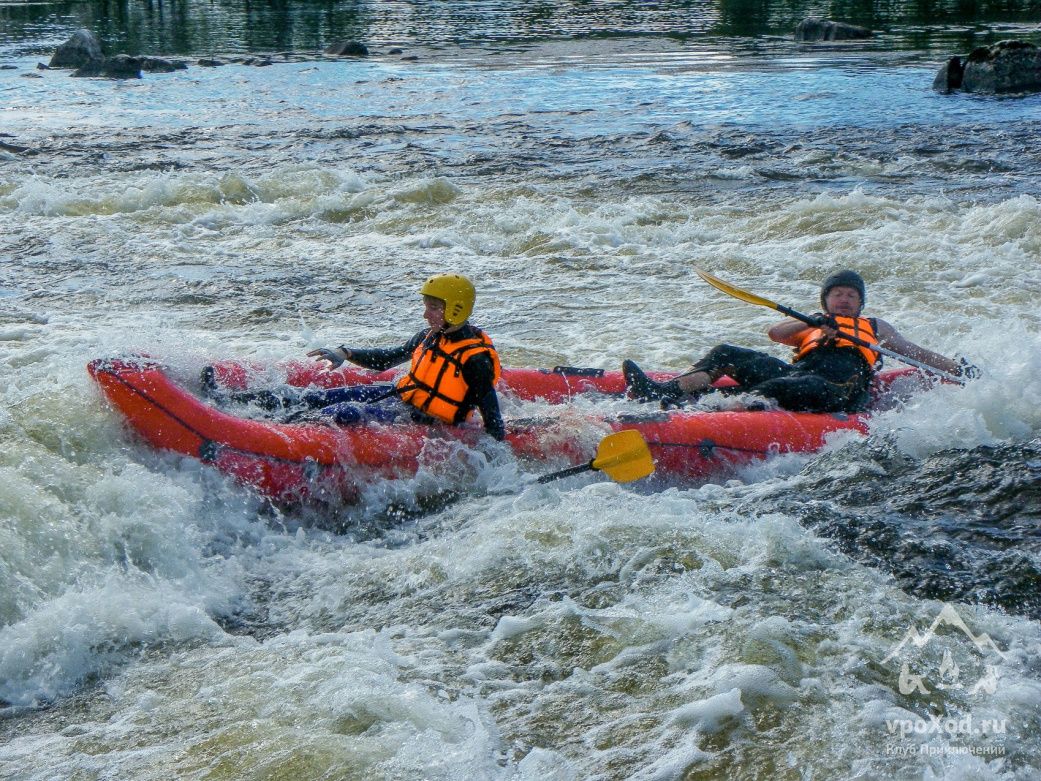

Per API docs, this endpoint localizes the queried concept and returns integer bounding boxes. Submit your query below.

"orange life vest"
[792,316,881,368]
[396,327,501,424]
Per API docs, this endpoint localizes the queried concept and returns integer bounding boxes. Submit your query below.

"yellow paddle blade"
[590,429,655,483]
[695,267,783,312]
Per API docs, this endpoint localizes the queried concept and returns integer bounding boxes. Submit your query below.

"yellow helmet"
[420,274,475,326]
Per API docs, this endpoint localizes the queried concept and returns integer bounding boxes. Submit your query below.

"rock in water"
[932,56,965,93]
[962,41,1041,93]
[324,41,369,57]
[794,18,872,42]
[73,54,143,79]
[139,57,188,73]
[49,29,103,69]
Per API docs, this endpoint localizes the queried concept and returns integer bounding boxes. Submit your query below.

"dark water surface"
[760,438,1041,619]
[3,0,1041,59]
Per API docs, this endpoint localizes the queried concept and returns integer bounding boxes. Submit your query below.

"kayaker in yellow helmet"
[225,274,505,440]
[623,270,975,413]
[299,272,505,437]
[303,273,505,439]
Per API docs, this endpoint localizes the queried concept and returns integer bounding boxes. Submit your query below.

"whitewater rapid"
[2,31,1040,780]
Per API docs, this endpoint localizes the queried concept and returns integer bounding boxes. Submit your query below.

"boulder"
[932,56,965,93]
[72,54,142,79]
[197,58,226,67]
[324,40,369,57]
[49,29,104,68]
[795,18,872,42]
[962,40,1041,93]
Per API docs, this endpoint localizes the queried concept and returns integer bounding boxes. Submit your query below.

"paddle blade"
[695,267,783,312]
[590,429,655,483]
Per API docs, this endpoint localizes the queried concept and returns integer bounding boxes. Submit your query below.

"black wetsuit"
[690,342,875,413]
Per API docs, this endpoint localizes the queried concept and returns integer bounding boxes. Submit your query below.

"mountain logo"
[882,603,1006,696]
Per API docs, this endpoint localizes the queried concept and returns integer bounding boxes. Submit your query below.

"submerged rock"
[70,54,188,79]
[794,18,872,42]
[49,29,104,69]
[324,40,369,57]
[73,54,142,79]
[139,57,188,73]
[935,40,1041,94]
[0,139,30,154]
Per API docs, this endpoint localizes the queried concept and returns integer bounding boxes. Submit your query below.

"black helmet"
[820,270,866,311]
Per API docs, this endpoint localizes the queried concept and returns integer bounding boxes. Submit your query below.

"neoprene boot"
[622,360,683,403]
[199,366,221,398]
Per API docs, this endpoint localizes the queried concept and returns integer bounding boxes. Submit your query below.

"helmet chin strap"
[423,322,464,348]
[422,326,442,348]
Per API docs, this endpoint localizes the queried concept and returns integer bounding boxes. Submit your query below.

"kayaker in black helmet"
[623,270,975,413]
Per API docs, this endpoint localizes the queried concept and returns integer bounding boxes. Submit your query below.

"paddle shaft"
[537,461,593,484]
[368,385,405,403]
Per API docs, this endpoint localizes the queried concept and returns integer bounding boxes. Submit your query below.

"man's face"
[423,295,447,329]
[824,285,862,317]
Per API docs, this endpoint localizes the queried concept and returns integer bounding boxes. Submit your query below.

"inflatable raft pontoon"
[88,356,925,506]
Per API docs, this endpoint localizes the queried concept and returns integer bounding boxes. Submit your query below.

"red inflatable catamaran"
[88,356,923,506]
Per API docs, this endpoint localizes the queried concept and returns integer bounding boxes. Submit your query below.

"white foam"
[668,687,745,733]
[0,574,233,706]
[4,63,1041,778]
[868,327,1041,457]
[709,165,755,180]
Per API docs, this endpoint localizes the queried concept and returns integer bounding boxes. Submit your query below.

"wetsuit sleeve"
[341,330,425,371]
[461,353,505,441]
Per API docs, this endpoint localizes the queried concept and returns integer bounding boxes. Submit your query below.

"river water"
[2,2,1041,779]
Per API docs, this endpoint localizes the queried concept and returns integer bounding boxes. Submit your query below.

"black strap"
[552,365,605,377]
[370,384,411,403]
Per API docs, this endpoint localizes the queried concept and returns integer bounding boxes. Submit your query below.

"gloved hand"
[307,346,348,369]
[808,313,837,329]
[957,357,981,380]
